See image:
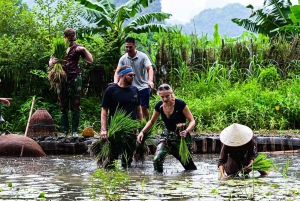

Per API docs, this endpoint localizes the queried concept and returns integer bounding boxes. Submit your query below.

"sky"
[161,0,299,24]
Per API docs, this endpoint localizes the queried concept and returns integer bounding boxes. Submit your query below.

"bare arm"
[0,98,12,106]
[179,105,196,138]
[147,65,154,89]
[219,165,226,179]
[137,105,143,121]
[113,67,121,83]
[100,107,108,140]
[76,46,93,63]
[218,145,228,179]
[137,110,160,143]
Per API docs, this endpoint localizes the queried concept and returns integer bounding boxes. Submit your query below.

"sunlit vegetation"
[1,0,300,133]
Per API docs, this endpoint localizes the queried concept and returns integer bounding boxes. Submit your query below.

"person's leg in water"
[169,141,197,170]
[153,140,169,172]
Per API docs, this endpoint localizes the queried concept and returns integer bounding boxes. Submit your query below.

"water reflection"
[0,153,299,200]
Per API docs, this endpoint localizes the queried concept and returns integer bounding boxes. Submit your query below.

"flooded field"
[0,153,299,200]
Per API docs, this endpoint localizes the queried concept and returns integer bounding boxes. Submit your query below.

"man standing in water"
[114,37,154,120]
[101,66,142,168]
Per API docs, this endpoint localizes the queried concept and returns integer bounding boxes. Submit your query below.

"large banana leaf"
[232,0,293,37]
[275,4,300,32]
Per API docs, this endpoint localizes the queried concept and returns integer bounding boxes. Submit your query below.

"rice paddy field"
[0,153,299,200]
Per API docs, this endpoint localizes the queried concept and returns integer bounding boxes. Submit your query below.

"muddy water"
[0,153,299,200]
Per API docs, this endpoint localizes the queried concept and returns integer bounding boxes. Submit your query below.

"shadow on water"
[0,153,299,200]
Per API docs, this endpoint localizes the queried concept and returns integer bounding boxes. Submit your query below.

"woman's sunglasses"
[158,85,171,91]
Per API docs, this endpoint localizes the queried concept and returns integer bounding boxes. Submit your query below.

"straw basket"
[27,109,56,137]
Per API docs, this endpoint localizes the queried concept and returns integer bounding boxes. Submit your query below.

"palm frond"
[124,23,177,34]
[264,0,292,23]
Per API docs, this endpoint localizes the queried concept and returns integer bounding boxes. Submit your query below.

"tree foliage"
[32,0,87,40]
[232,0,293,37]
[74,0,175,70]
[0,0,38,38]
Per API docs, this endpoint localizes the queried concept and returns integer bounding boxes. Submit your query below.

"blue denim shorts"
[139,88,150,107]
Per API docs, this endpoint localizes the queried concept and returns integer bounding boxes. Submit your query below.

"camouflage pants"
[154,129,197,172]
[57,76,82,133]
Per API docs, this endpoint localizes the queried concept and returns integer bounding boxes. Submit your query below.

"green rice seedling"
[90,108,138,167]
[177,123,192,165]
[274,158,290,179]
[48,37,67,91]
[250,154,275,172]
[134,119,155,163]
[179,137,192,165]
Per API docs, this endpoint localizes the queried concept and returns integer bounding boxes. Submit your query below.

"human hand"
[137,132,144,143]
[49,56,59,68]
[100,130,108,140]
[148,81,154,89]
[245,160,254,169]
[221,174,228,180]
[0,98,12,106]
[179,129,188,138]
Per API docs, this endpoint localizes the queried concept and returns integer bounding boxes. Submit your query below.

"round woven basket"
[27,108,56,137]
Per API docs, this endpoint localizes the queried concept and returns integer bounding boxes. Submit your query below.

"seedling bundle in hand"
[89,108,138,167]
[177,123,192,165]
[251,154,275,172]
[48,38,67,91]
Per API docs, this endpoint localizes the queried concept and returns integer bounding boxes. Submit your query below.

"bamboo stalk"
[24,96,35,137]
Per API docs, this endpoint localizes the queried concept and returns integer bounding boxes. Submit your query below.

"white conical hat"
[220,123,253,147]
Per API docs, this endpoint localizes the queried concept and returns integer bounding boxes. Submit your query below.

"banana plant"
[232,0,293,37]
[75,0,176,56]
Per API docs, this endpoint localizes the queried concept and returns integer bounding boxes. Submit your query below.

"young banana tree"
[232,0,293,37]
[276,3,300,33]
[75,0,175,69]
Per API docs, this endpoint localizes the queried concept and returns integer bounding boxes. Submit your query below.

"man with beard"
[100,66,142,168]
[114,37,154,120]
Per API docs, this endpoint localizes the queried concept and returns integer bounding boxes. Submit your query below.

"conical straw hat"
[220,123,253,147]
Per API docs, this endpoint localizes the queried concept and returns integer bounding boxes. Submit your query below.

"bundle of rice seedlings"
[48,37,67,91]
[179,137,192,165]
[89,108,138,167]
[250,154,275,172]
[133,119,156,163]
[177,123,192,165]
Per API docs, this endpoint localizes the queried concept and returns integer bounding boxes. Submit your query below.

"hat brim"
[220,123,253,147]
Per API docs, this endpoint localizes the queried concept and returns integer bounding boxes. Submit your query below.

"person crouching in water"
[218,123,269,179]
[137,84,197,172]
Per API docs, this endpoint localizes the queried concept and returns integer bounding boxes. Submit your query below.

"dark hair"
[125,37,135,44]
[64,28,76,41]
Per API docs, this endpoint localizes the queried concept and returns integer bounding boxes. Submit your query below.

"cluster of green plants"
[2,0,300,133]
[89,160,131,200]
[148,60,300,132]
